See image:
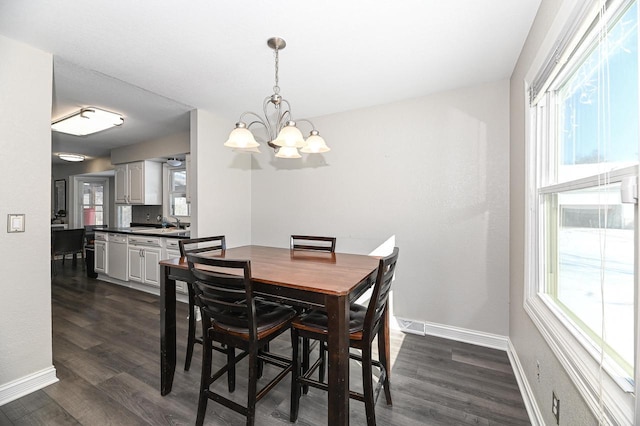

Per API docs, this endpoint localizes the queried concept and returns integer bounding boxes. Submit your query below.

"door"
[128,247,143,282]
[127,162,145,204]
[95,241,106,274]
[143,247,161,287]
[114,164,127,203]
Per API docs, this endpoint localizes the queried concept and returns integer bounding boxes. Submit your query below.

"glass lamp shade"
[275,146,302,159]
[300,132,330,153]
[272,122,305,148]
[224,125,260,149]
[233,146,261,154]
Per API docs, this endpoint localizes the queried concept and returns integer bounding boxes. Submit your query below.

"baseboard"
[507,339,544,426]
[0,367,58,406]
[394,317,509,351]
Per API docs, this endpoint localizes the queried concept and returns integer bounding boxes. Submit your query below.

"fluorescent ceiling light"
[52,107,124,136]
[58,153,85,162]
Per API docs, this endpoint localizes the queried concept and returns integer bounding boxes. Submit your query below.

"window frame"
[523,0,639,423]
[164,164,191,220]
[72,176,109,228]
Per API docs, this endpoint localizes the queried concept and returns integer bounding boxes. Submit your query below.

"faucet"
[170,216,181,229]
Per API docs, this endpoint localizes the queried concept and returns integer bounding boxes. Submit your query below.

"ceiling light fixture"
[224,37,330,159]
[167,158,182,167]
[52,107,124,136]
[58,153,85,162]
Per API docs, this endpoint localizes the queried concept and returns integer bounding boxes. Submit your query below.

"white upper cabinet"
[114,160,162,205]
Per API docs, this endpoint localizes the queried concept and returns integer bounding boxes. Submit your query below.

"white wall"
[251,81,510,336]
[509,0,598,424]
[191,109,251,245]
[0,35,57,403]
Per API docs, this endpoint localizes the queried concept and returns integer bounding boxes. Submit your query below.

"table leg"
[325,294,350,426]
[160,265,177,395]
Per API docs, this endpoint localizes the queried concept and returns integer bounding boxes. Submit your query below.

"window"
[526,1,638,423]
[169,168,189,217]
[76,178,108,227]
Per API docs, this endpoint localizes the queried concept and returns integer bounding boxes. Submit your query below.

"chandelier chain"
[273,46,280,94]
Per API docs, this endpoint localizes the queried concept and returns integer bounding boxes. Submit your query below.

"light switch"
[7,214,25,232]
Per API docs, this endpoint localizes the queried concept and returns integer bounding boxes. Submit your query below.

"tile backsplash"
[131,205,163,224]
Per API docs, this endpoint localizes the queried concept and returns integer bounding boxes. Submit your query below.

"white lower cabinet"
[165,239,188,294]
[128,236,162,287]
[94,234,107,274]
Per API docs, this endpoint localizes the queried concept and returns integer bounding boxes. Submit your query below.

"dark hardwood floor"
[1,260,530,425]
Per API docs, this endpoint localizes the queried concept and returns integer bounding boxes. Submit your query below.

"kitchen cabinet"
[165,239,188,294]
[128,236,162,287]
[94,232,107,274]
[115,160,162,204]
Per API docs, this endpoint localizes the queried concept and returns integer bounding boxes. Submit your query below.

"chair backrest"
[363,247,399,340]
[179,235,226,257]
[186,253,258,339]
[290,235,336,253]
[52,228,86,256]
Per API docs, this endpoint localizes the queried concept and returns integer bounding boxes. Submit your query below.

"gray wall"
[0,35,56,396]
[191,109,252,245]
[510,0,598,424]
[111,130,189,164]
[250,80,511,336]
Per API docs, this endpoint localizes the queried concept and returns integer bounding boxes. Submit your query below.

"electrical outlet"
[536,360,541,382]
[552,391,560,424]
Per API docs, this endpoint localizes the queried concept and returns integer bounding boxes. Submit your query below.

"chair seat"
[212,301,297,339]
[292,303,367,336]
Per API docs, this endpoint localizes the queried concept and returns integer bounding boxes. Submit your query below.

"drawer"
[128,236,162,247]
[165,239,180,250]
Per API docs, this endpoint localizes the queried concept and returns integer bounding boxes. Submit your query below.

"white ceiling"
[0,0,541,164]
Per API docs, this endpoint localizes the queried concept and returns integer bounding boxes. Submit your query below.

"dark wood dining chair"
[290,247,399,426]
[290,234,336,252]
[187,253,297,426]
[51,228,86,275]
[178,236,226,372]
[290,234,337,390]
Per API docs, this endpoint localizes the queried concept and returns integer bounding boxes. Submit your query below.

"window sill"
[524,294,634,424]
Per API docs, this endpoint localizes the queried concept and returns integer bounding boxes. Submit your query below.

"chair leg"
[302,337,310,394]
[227,346,236,393]
[290,328,301,422]
[185,290,197,371]
[247,348,259,426]
[377,331,392,405]
[258,343,269,379]
[196,335,213,426]
[318,341,326,384]
[362,346,376,426]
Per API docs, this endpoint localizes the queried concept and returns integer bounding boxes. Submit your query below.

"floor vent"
[396,318,426,335]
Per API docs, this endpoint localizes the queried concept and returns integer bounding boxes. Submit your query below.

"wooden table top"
[160,245,379,296]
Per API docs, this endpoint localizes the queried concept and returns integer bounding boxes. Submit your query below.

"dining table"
[159,245,382,426]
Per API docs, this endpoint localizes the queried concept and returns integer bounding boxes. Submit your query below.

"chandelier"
[224,37,330,159]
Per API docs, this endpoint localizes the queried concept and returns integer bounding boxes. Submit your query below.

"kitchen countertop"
[97,227,190,239]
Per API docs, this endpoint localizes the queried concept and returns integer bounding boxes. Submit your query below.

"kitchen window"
[169,167,189,217]
[526,0,638,423]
